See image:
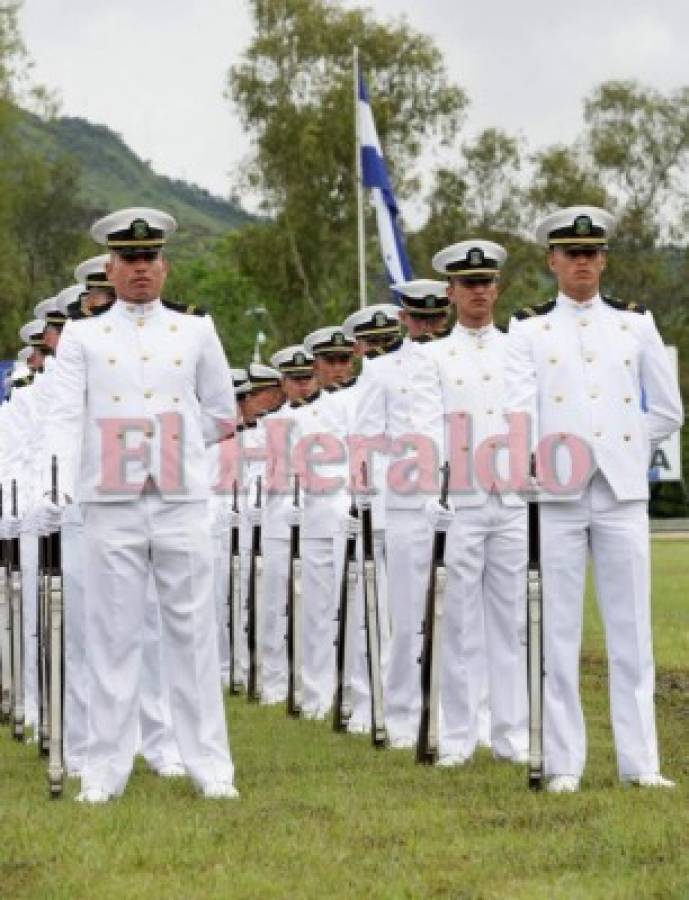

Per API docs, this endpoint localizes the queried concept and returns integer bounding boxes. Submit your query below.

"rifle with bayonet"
[228,479,242,695]
[333,494,357,733]
[46,456,64,797]
[286,475,303,718]
[360,463,386,748]
[9,480,24,741]
[526,496,544,790]
[37,503,49,755]
[416,462,450,765]
[246,476,263,702]
[0,485,12,724]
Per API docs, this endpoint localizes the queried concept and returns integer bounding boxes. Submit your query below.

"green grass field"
[1,542,687,899]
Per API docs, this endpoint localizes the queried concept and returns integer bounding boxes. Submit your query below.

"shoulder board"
[412,326,452,344]
[365,337,403,359]
[71,299,115,320]
[162,300,207,316]
[602,296,646,314]
[434,325,453,340]
[265,401,287,416]
[290,389,321,409]
[513,299,556,321]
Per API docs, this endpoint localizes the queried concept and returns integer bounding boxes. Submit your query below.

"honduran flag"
[358,76,413,286]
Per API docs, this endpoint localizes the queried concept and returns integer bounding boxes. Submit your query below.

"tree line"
[1,0,687,510]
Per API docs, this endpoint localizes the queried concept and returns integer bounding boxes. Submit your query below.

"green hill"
[16,111,252,251]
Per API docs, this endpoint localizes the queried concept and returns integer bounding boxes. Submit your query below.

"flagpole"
[353,45,367,310]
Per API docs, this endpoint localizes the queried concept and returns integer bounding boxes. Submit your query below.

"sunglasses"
[116,249,161,263]
[559,246,604,259]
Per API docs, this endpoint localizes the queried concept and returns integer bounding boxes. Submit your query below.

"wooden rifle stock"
[416,462,450,765]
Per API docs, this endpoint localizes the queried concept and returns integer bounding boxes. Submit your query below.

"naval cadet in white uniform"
[504,206,683,792]
[38,208,238,802]
[354,284,451,748]
[294,326,356,719]
[415,242,529,766]
[259,347,317,704]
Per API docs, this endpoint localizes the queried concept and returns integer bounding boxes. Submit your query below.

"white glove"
[424,497,454,532]
[0,516,21,540]
[285,506,302,528]
[227,509,242,529]
[214,499,241,530]
[20,509,41,536]
[33,497,63,535]
[341,511,361,539]
[247,506,262,527]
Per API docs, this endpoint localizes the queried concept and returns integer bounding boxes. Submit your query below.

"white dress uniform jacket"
[414,323,525,508]
[45,299,234,502]
[504,294,683,499]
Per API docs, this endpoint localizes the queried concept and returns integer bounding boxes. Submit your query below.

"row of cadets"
[208,365,250,691]
[342,302,401,675]
[240,361,285,701]
[246,360,287,704]
[7,313,56,734]
[412,241,529,766]
[290,325,358,720]
[260,346,318,705]
[352,283,454,748]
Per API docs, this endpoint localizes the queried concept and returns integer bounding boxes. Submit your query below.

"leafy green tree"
[528,145,609,213]
[164,233,267,367]
[0,3,90,358]
[227,0,466,343]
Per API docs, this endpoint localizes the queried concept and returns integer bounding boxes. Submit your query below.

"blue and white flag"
[358,75,413,286]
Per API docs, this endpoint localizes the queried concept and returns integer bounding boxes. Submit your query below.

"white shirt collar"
[557,291,602,311]
[454,321,494,339]
[115,297,162,319]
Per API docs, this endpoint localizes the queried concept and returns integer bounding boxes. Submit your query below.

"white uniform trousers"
[301,535,342,717]
[137,575,183,770]
[540,472,658,779]
[64,522,182,775]
[261,537,289,703]
[20,533,38,728]
[383,510,432,743]
[62,520,88,772]
[80,493,233,796]
[212,529,231,687]
[440,496,528,759]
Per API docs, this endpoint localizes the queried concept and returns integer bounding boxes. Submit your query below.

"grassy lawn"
[0,541,687,899]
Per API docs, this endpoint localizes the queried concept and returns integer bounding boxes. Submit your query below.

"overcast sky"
[18,0,689,222]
